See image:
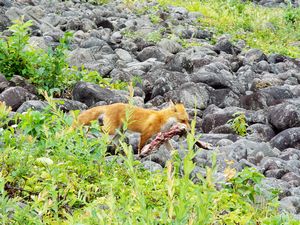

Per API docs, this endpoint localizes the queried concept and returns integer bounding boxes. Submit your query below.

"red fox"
[76,102,190,154]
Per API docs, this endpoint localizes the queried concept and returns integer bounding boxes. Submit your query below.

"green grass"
[155,0,300,58]
[0,99,298,224]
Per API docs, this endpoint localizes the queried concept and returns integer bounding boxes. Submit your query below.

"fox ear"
[169,100,177,112]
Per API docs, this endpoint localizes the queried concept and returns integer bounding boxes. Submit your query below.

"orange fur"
[76,102,190,153]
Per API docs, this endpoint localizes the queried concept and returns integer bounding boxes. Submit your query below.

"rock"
[264,169,287,179]
[209,88,240,108]
[80,37,107,48]
[165,53,192,72]
[158,38,183,54]
[142,161,163,172]
[141,68,189,100]
[0,8,11,32]
[110,31,122,44]
[270,128,300,151]
[220,139,279,162]
[164,82,210,110]
[267,53,287,64]
[260,177,291,200]
[67,48,96,68]
[280,196,300,214]
[246,124,276,142]
[141,145,171,167]
[268,103,300,131]
[55,98,88,112]
[243,49,267,65]
[281,172,300,187]
[216,139,234,146]
[9,75,37,95]
[137,46,171,62]
[27,36,49,51]
[0,87,37,111]
[279,148,300,161]
[0,81,11,93]
[16,100,48,113]
[191,61,243,94]
[72,82,115,107]
[94,17,114,30]
[115,48,133,62]
[214,38,241,55]
[241,86,295,110]
[0,74,7,83]
[62,18,96,32]
[198,134,239,146]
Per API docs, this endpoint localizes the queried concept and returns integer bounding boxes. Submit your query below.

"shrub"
[227,112,248,136]
[0,99,297,224]
[0,19,129,96]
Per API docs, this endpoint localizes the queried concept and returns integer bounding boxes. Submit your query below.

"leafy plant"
[0,97,297,223]
[0,18,33,79]
[227,112,248,136]
[156,0,300,57]
[146,30,163,43]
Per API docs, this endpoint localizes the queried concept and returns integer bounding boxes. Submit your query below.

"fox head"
[161,101,190,131]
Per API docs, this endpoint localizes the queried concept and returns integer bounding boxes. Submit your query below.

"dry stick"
[139,124,212,158]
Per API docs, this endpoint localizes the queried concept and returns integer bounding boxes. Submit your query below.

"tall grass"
[157,0,300,57]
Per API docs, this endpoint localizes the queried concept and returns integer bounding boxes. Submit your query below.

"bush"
[0,19,128,96]
[0,99,297,224]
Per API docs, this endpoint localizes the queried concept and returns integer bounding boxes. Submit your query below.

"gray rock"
[141,145,171,167]
[199,133,239,146]
[220,139,279,162]
[68,48,95,68]
[0,87,37,111]
[0,8,11,32]
[268,103,300,131]
[55,98,88,112]
[115,48,133,62]
[72,82,115,107]
[17,100,48,113]
[10,75,37,95]
[281,172,300,187]
[209,88,240,108]
[280,196,300,214]
[142,161,163,172]
[110,31,122,44]
[270,127,300,151]
[165,53,192,72]
[23,6,45,20]
[158,38,183,54]
[165,82,210,110]
[246,124,276,142]
[243,49,267,65]
[0,74,7,83]
[27,36,49,51]
[265,169,287,179]
[216,139,234,146]
[0,81,11,93]
[141,68,189,99]
[267,54,287,64]
[279,148,300,161]
[137,46,171,62]
[214,38,241,55]
[80,37,107,48]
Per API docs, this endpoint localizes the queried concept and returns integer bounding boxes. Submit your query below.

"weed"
[227,112,248,136]
[0,98,297,223]
[156,0,300,57]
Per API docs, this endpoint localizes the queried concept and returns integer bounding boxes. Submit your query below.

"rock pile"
[0,0,299,217]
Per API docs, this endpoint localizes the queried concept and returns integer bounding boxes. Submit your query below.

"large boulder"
[268,102,300,131]
[270,128,300,151]
[72,82,115,107]
[0,87,37,111]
